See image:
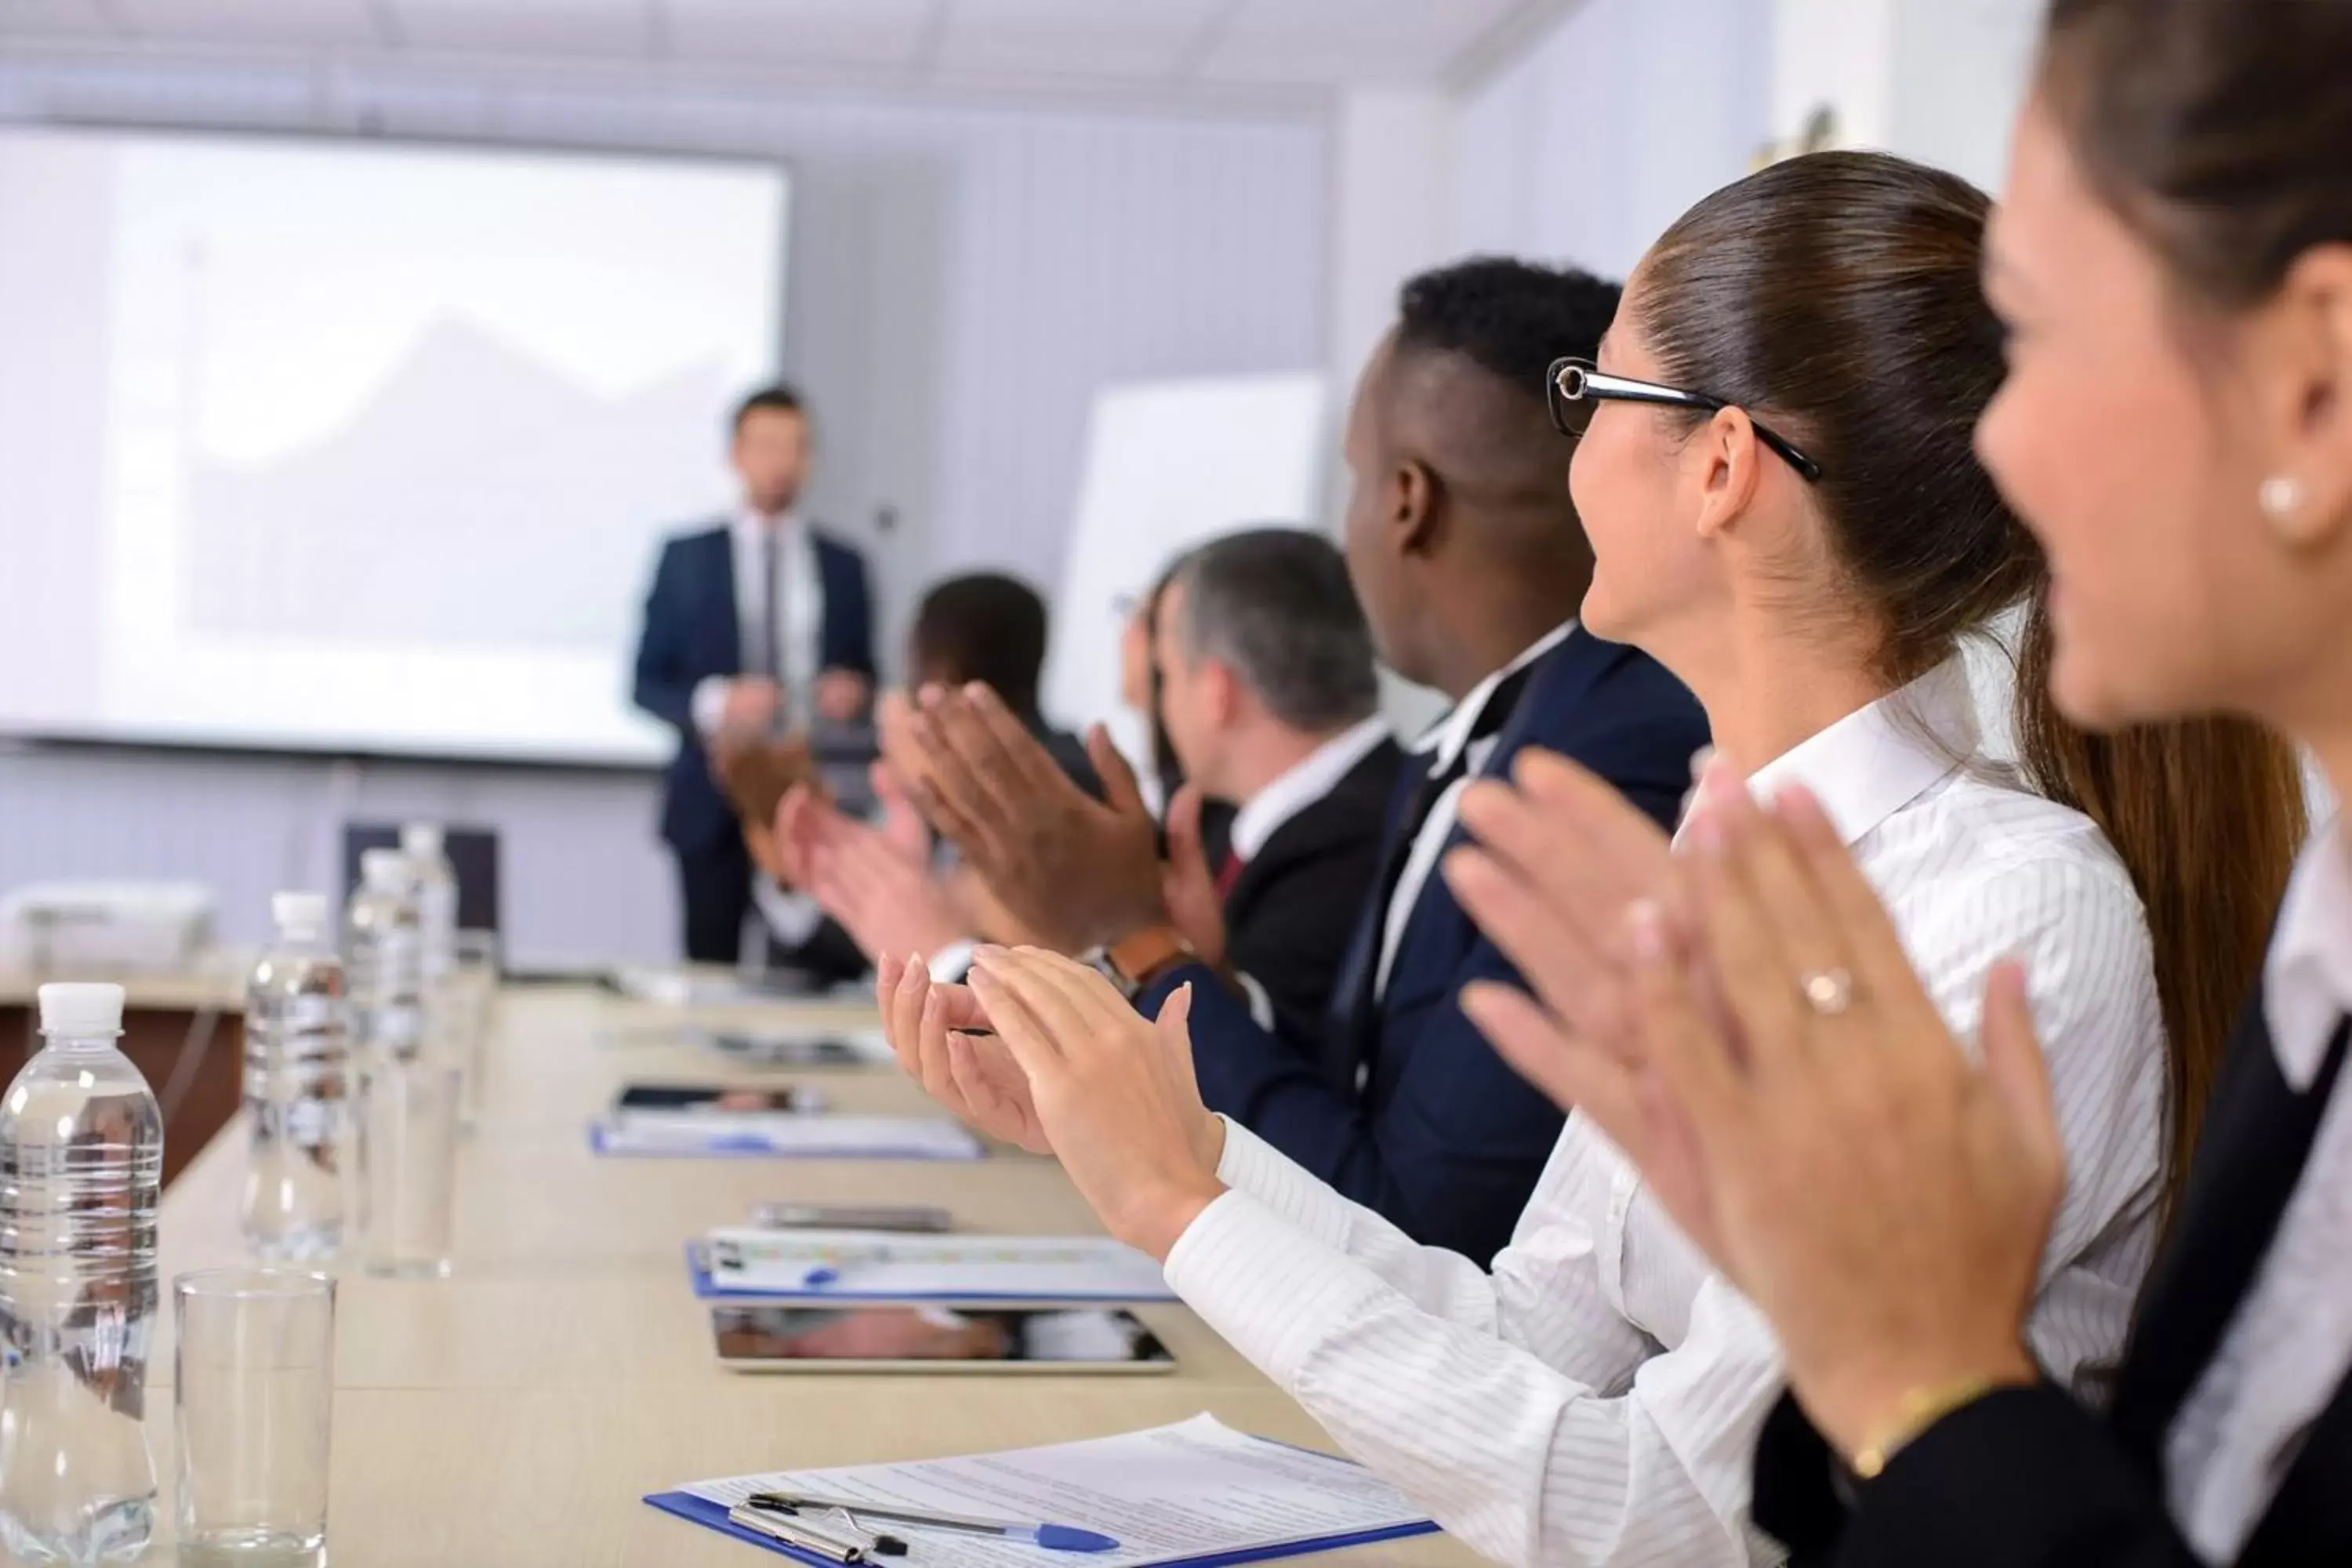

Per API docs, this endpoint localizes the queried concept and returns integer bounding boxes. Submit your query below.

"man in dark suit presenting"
[632,384,877,962]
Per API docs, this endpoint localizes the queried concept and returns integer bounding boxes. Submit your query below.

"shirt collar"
[2264,816,2352,1090]
[1229,716,1394,861]
[735,506,802,539]
[1414,621,1578,768]
[1736,659,1979,850]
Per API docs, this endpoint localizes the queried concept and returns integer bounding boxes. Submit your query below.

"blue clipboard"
[587,1123,984,1160]
[686,1242,1179,1304]
[641,1486,1440,1566]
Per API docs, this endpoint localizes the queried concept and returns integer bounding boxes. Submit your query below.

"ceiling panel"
[107,0,383,48]
[661,0,937,67]
[1195,0,1524,82]
[390,0,654,58]
[932,0,1224,78]
[0,0,122,39]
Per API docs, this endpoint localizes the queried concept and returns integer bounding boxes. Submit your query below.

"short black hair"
[1171,528,1379,733]
[1393,257,1621,410]
[909,573,1049,716]
[731,383,808,434]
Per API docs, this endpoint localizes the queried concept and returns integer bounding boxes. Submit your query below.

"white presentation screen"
[0,128,788,764]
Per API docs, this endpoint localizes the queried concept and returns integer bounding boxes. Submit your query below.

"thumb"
[1156,981,1196,1044]
[1980,960,2063,1181]
[1166,786,1210,880]
[1087,724,1148,818]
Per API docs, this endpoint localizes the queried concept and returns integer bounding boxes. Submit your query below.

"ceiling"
[0,0,1574,104]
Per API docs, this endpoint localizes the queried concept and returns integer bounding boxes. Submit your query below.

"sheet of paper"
[703,1229,1174,1301]
[677,1414,1429,1566]
[591,1115,982,1160]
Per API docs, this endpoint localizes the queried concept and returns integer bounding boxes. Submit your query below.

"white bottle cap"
[361,848,416,892]
[401,822,445,857]
[272,891,330,937]
[38,982,125,1037]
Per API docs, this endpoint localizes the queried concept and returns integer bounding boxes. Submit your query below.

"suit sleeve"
[1141,940,1566,1262]
[1752,1388,2198,1568]
[826,546,878,680]
[632,543,696,731]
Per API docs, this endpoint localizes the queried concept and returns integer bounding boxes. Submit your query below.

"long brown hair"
[1635,150,2305,1219]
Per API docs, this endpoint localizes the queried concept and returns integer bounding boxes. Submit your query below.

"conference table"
[145,979,1483,1566]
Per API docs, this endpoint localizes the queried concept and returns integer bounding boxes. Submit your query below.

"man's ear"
[1203,659,1243,728]
[1395,456,1443,557]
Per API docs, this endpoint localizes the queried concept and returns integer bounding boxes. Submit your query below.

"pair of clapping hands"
[877,705,2062,1465]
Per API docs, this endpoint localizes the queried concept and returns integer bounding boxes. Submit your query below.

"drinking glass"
[361,1059,462,1278]
[173,1269,335,1565]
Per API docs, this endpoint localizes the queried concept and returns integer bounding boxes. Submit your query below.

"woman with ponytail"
[873,147,2299,1566]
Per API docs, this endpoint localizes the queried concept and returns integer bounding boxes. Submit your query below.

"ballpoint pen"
[747,1493,1120,1553]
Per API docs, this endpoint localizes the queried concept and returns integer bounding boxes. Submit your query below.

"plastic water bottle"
[346,849,423,1065]
[400,822,458,993]
[0,982,162,1563]
[241,892,351,1261]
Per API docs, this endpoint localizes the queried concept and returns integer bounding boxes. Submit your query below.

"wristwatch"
[1090,925,1198,1000]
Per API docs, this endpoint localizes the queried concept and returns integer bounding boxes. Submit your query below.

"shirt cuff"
[1163,1189,1388,1388]
[690,675,731,738]
[1210,1119,1363,1252]
[927,942,976,985]
[1236,970,1276,1033]
[751,878,825,948]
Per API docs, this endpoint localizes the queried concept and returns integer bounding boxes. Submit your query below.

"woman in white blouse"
[1436,2,2352,1563]
[880,150,2307,1566]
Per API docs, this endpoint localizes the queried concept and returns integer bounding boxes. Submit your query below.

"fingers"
[967,964,1063,1084]
[914,983,967,1105]
[1773,783,1947,1040]
[1679,800,1815,1080]
[976,946,1131,1039]
[1155,981,1194,1044]
[1460,978,1646,1134]
[1979,960,2065,1186]
[1087,724,1149,818]
[1624,896,1745,1129]
[1165,785,1208,879]
[1443,844,1631,1049]
[1691,767,1856,1024]
[937,684,1062,811]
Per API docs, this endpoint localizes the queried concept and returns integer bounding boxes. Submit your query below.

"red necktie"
[1214,849,1247,901]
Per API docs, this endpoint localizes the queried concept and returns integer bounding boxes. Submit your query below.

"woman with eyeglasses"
[1457,2,2352,1563]
[887,147,2303,1566]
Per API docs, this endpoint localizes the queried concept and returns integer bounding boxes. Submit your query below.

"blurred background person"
[632,383,878,964]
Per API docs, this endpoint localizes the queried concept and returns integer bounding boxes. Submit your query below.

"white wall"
[0,56,1327,961]
[1455,0,1773,281]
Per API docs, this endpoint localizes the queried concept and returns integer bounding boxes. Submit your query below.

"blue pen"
[799,1265,840,1289]
[749,1493,1120,1553]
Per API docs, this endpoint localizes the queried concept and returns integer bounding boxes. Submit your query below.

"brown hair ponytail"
[1636,150,2306,1218]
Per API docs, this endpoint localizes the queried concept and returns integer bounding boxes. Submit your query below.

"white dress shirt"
[1220,716,1394,1031]
[1163,662,2165,1567]
[1375,622,1577,1000]
[2169,816,2352,1563]
[689,507,824,737]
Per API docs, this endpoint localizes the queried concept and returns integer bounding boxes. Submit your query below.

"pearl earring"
[2259,475,2305,521]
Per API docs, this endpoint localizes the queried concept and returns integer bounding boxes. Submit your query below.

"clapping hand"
[968,947,1227,1260]
[882,684,1166,954]
[875,953,1049,1154]
[1591,763,2059,1461]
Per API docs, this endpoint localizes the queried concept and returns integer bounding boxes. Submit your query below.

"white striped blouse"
[1162,662,2165,1567]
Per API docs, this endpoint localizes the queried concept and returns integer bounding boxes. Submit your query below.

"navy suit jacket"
[1140,628,1707,1264]
[632,521,877,852]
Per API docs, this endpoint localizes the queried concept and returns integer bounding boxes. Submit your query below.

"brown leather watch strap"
[1105,925,1196,991]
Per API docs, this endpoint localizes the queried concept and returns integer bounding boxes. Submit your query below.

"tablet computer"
[712,1305,1175,1374]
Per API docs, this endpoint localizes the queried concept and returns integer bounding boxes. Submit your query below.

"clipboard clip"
[730,1497,908,1562]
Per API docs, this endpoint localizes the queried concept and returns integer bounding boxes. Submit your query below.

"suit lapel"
[2111,1000,2350,1468]
[699,525,742,677]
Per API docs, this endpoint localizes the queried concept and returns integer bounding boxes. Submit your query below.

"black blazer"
[1138,627,1708,1263]
[632,522,877,853]
[1752,991,2352,1568]
[1222,737,1407,1044]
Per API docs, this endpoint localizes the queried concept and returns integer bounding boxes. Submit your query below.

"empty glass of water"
[173,1269,334,1565]
[361,1058,462,1279]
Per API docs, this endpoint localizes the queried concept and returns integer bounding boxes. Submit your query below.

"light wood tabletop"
[140,982,1483,1566]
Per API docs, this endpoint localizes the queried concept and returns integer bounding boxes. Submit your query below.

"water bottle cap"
[360,848,416,892]
[400,822,445,856]
[37,982,125,1037]
[272,891,330,936]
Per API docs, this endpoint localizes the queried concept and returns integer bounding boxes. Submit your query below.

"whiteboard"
[1040,372,1329,785]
